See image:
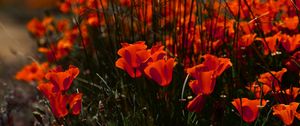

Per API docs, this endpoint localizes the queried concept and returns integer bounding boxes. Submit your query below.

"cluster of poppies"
[186,54,232,112]
[37,65,82,118]
[14,0,300,125]
[15,62,49,83]
[116,41,175,87]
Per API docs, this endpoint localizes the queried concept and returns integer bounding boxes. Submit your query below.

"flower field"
[3,0,300,125]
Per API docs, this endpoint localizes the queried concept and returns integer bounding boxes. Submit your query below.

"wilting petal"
[187,94,206,112]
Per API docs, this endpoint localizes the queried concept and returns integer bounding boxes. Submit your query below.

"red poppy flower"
[187,54,232,95]
[148,43,167,62]
[282,16,299,30]
[246,84,272,99]
[115,41,151,78]
[38,38,74,62]
[45,65,80,92]
[257,68,287,91]
[232,98,267,123]
[280,34,300,52]
[273,102,300,125]
[285,87,300,101]
[27,18,46,38]
[59,2,71,13]
[256,32,281,55]
[15,62,49,83]
[239,34,256,47]
[37,65,81,118]
[144,58,175,86]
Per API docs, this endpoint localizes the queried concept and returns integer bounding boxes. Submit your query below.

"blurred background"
[0,0,57,125]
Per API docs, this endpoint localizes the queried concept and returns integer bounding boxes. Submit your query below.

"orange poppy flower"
[257,68,287,91]
[273,102,300,125]
[280,34,300,52]
[45,65,80,92]
[239,34,256,47]
[56,18,70,32]
[148,43,167,62]
[38,65,81,118]
[282,16,299,30]
[15,62,49,83]
[38,82,83,118]
[115,41,151,78]
[285,87,300,101]
[27,18,46,38]
[144,58,175,86]
[59,1,71,13]
[188,71,216,95]
[38,38,74,62]
[256,32,281,55]
[69,93,83,115]
[232,98,267,123]
[186,54,232,95]
[246,84,272,99]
